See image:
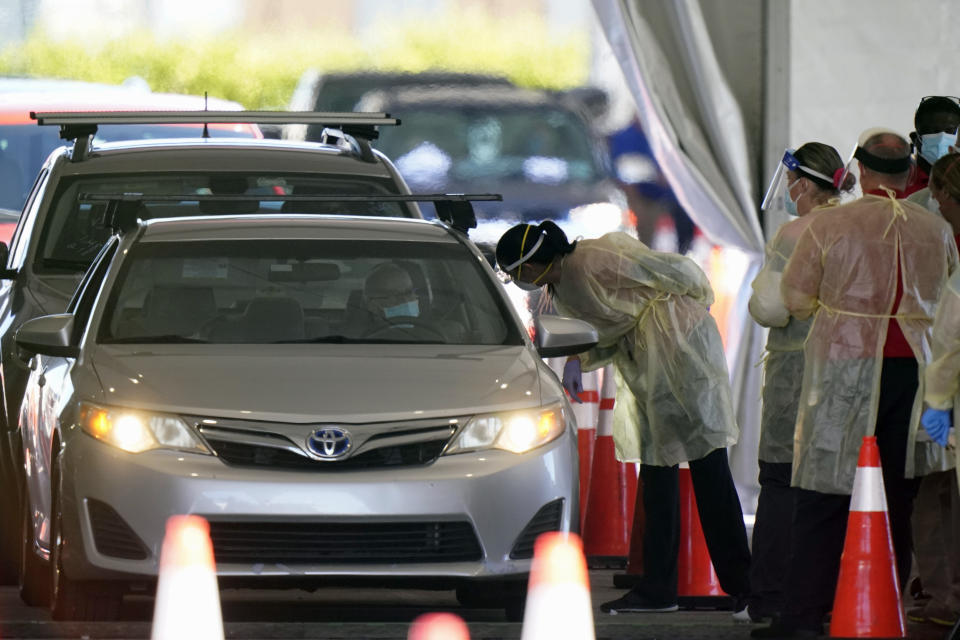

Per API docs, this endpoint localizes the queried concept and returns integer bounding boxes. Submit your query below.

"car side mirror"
[534,316,598,358]
[15,314,79,358]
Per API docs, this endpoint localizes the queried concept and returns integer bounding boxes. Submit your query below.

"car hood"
[88,344,544,423]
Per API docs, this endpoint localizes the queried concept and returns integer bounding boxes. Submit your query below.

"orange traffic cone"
[829,436,905,639]
[151,515,223,640]
[581,366,636,567]
[573,369,599,531]
[408,612,470,640]
[520,532,594,640]
[677,463,731,609]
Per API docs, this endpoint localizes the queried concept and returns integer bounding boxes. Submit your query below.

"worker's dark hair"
[495,220,576,273]
[793,142,851,192]
[931,152,960,203]
[915,96,960,135]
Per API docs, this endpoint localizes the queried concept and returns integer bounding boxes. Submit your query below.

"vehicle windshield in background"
[0,124,256,210]
[374,106,602,190]
[97,239,522,346]
[37,174,410,273]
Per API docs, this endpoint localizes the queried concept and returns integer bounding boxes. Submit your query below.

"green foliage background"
[0,9,589,108]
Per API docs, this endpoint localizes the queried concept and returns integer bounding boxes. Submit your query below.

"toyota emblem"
[306,427,352,459]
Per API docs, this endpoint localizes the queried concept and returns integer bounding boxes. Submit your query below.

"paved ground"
[0,570,952,639]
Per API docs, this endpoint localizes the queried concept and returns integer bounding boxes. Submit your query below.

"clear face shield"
[761,149,845,216]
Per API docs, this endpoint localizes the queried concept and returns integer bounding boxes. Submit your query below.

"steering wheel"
[362,316,446,341]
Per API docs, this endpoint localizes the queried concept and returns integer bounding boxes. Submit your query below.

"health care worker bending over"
[495,221,750,615]
[744,142,850,623]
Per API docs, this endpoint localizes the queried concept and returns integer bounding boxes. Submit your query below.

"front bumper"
[59,430,577,584]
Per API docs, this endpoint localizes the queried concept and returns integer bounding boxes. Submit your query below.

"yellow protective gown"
[781,193,959,495]
[925,268,960,476]
[748,210,825,463]
[550,232,738,467]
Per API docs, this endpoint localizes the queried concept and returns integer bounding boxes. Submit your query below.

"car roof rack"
[79,192,501,236]
[30,111,400,163]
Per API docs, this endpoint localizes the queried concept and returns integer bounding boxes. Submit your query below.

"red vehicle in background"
[0,208,17,245]
[0,78,260,211]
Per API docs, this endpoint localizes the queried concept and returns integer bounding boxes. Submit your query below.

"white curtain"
[592,0,767,511]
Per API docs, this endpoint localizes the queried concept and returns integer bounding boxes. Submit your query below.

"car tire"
[19,485,50,606]
[0,454,20,585]
[0,486,19,584]
[49,464,122,621]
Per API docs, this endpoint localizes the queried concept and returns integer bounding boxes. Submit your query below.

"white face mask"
[383,299,419,318]
[928,195,942,215]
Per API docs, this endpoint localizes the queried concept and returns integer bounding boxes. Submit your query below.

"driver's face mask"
[383,299,420,319]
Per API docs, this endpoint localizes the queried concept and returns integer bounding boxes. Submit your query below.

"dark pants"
[780,358,923,630]
[638,447,751,601]
[748,460,794,616]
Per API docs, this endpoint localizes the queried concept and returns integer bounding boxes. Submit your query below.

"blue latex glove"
[562,358,583,404]
[921,407,952,447]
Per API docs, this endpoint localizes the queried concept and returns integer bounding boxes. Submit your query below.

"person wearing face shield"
[905,96,960,207]
[907,152,960,629]
[741,142,851,624]
[495,221,751,615]
[751,130,959,639]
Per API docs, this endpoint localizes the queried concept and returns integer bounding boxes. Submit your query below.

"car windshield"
[0,124,254,210]
[98,239,522,346]
[374,106,601,189]
[36,174,411,274]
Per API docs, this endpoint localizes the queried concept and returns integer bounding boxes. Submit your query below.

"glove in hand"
[562,358,583,404]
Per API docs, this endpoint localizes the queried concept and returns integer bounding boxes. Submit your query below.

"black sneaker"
[600,590,679,614]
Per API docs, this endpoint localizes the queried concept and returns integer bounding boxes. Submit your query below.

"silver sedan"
[14,213,597,621]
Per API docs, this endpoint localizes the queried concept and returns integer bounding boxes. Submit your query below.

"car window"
[97,238,523,346]
[33,173,411,274]
[375,106,601,188]
[0,124,254,210]
[68,238,118,343]
[9,168,48,269]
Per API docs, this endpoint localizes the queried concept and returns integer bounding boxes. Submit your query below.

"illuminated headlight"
[80,403,210,454]
[566,202,626,237]
[445,405,566,455]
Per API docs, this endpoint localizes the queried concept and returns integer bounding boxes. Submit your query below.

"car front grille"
[86,498,150,560]
[204,437,448,471]
[509,499,565,559]
[208,520,483,564]
[196,419,457,472]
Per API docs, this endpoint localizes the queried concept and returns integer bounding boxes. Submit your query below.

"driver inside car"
[364,262,422,327]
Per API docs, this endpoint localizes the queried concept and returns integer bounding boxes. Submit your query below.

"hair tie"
[832,167,845,189]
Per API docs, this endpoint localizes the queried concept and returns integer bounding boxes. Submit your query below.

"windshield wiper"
[273,336,444,345]
[104,335,210,344]
[273,335,358,344]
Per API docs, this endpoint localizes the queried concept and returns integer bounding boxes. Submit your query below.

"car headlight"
[80,403,210,455]
[445,405,566,455]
